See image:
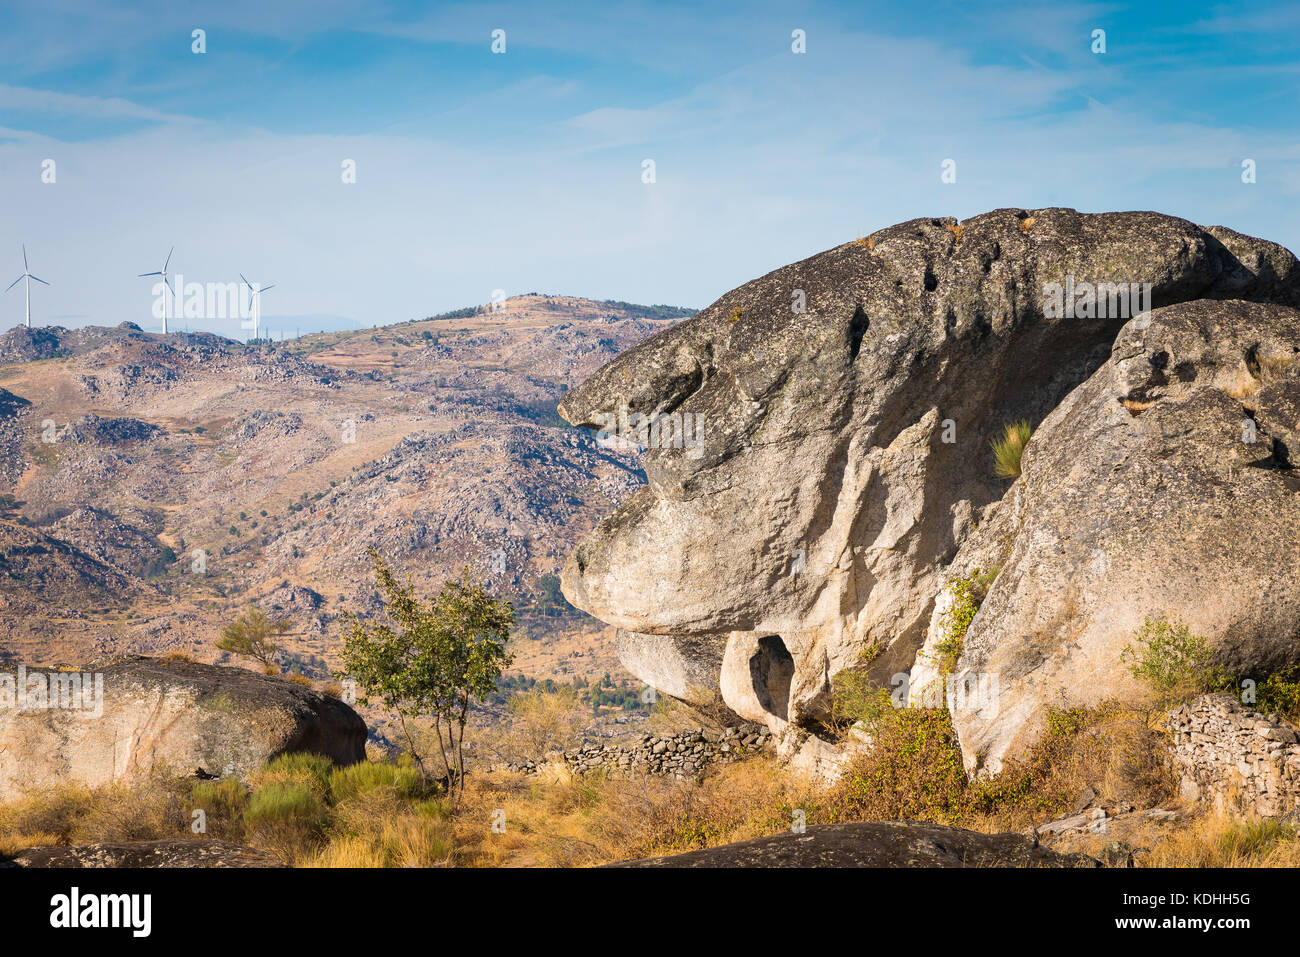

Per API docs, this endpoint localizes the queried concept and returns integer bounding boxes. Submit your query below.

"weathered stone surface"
[614,629,734,720]
[1,838,281,868]
[0,656,366,800]
[559,207,1300,764]
[609,821,1099,867]
[932,299,1300,772]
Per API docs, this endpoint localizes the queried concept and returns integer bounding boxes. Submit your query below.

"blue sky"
[1,0,1297,336]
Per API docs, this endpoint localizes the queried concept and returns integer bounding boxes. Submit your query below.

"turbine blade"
[5,276,22,292]
[240,273,251,288]
[139,271,162,277]
[22,246,28,271]
[164,246,174,271]
[30,275,48,286]
[260,284,276,292]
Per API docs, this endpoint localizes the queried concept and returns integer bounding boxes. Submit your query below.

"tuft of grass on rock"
[991,420,1032,479]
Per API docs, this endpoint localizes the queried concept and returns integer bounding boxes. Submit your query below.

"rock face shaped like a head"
[559,208,1300,760]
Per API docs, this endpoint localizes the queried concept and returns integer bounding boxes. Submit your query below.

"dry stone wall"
[500,725,772,779]
[1168,694,1300,817]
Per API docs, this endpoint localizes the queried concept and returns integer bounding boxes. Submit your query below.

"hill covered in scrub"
[0,295,692,690]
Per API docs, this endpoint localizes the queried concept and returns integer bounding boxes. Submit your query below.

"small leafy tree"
[217,607,290,666]
[339,550,514,800]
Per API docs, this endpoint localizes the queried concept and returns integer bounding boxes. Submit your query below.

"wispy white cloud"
[0,84,197,124]
[0,0,1295,336]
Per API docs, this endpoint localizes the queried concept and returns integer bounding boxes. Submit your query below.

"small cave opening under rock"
[848,305,870,362]
[749,635,795,722]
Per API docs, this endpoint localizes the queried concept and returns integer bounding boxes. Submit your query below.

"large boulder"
[0,657,366,800]
[614,629,734,719]
[917,299,1300,773]
[558,208,1300,763]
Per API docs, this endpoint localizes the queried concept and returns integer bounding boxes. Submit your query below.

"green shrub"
[255,753,336,799]
[826,701,1170,828]
[827,708,973,823]
[828,673,895,736]
[329,762,429,804]
[1121,615,1228,706]
[1219,818,1294,859]
[1253,672,1300,723]
[991,420,1032,479]
[934,567,998,673]
[188,777,250,841]
[190,777,249,816]
[245,782,330,864]
[246,783,326,825]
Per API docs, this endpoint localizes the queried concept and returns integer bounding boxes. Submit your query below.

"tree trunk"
[397,711,429,780]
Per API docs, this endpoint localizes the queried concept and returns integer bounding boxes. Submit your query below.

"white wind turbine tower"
[6,245,49,329]
[138,247,175,334]
[239,273,276,342]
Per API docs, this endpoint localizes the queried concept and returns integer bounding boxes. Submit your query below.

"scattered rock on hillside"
[260,582,324,616]
[46,507,172,579]
[0,387,30,420]
[62,413,163,446]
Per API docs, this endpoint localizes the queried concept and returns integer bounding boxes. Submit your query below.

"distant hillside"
[0,294,693,683]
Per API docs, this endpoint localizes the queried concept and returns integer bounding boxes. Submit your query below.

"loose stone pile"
[500,726,772,779]
[1168,694,1300,817]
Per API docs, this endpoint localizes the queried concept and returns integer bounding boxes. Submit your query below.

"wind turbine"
[240,273,275,342]
[138,247,175,334]
[6,245,49,329]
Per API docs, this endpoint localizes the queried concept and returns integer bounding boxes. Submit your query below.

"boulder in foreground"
[1,838,281,868]
[0,656,366,801]
[609,821,1098,867]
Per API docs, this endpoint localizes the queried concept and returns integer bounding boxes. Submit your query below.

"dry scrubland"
[0,294,682,686]
[0,295,689,744]
[4,691,1299,867]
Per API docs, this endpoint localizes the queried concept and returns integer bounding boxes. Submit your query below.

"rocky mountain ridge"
[0,295,690,688]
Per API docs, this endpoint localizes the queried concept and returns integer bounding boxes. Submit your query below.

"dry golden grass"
[0,693,1287,869]
[0,775,189,853]
[445,757,806,867]
[1120,397,1156,414]
[946,224,964,242]
[1141,813,1300,867]
[1019,216,1036,234]
[305,788,452,867]
[824,701,1175,833]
